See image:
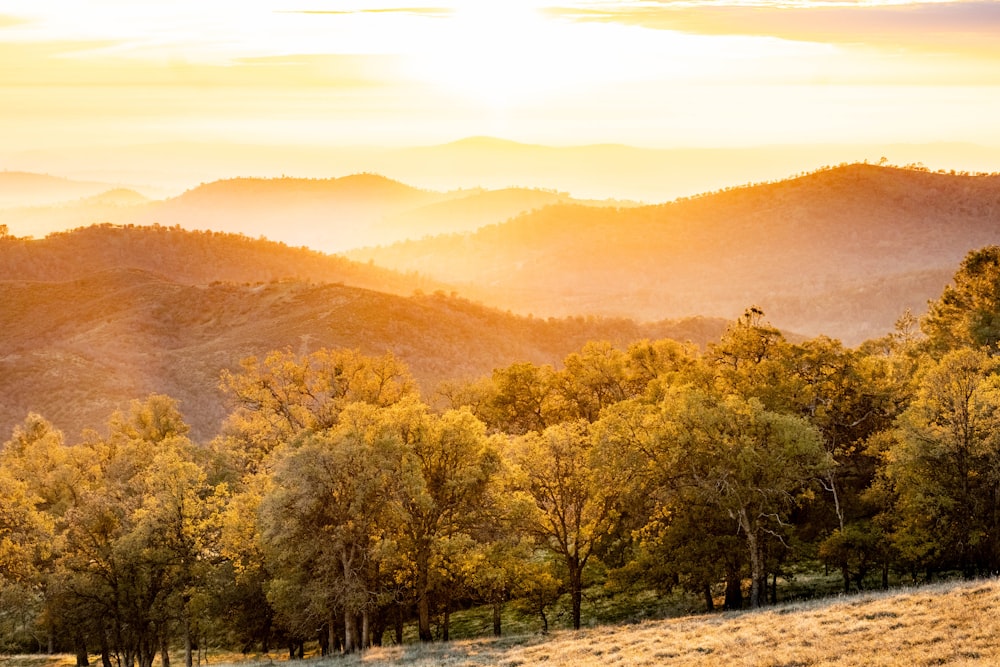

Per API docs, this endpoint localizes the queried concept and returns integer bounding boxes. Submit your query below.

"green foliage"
[880,348,1000,575]
[924,246,1000,353]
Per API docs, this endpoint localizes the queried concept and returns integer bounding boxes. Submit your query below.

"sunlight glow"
[0,0,998,152]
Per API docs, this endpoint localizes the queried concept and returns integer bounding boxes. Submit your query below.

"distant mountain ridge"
[0,171,139,207]
[0,173,627,252]
[348,164,1000,345]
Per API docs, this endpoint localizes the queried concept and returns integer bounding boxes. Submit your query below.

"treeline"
[5,247,1000,661]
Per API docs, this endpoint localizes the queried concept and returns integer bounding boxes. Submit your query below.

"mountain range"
[348,164,1000,344]
[0,173,630,252]
[2,162,997,438]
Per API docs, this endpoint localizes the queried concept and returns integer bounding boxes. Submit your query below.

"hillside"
[349,164,1000,345]
[375,187,638,239]
[0,223,443,295]
[0,265,723,441]
[326,578,1000,666]
[0,174,622,252]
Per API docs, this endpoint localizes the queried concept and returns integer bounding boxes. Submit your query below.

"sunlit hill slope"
[350,164,1000,345]
[0,226,724,441]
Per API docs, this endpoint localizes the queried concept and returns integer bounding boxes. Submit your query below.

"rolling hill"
[0,223,444,295]
[349,164,1000,345]
[0,226,725,441]
[0,173,627,252]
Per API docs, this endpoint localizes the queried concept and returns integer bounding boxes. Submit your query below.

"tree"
[507,420,622,629]
[0,471,52,585]
[219,348,417,474]
[476,363,562,435]
[646,389,830,608]
[923,246,1000,353]
[395,405,499,642]
[55,396,223,667]
[881,348,1000,575]
[706,307,796,411]
[261,401,406,653]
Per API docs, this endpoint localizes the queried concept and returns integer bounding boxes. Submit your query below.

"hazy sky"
[1,0,999,151]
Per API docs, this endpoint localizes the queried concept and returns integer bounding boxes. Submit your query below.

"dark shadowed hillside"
[0,265,723,441]
[349,164,1000,344]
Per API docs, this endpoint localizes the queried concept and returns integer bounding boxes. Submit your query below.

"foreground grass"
[7,578,998,667]
[331,578,1000,666]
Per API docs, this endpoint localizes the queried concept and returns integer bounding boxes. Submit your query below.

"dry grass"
[0,655,76,667]
[9,579,998,667]
[328,578,1000,666]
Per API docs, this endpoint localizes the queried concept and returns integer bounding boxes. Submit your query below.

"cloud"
[548,1,1000,57]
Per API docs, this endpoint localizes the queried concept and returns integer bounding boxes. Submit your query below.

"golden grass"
[327,578,1000,666]
[10,579,998,667]
[0,655,76,667]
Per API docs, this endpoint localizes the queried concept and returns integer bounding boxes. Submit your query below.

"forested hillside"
[350,164,1000,344]
[0,262,722,441]
[0,223,441,295]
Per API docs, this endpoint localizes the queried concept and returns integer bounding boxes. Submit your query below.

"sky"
[1,1,999,158]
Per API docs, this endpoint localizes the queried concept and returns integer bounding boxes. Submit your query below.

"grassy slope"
[339,578,1000,666]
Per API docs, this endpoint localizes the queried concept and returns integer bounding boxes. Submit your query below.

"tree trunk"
[160,632,170,667]
[361,609,370,649]
[569,560,583,630]
[328,613,338,655]
[184,613,192,667]
[416,547,433,642]
[492,602,502,637]
[740,510,766,609]
[99,630,112,667]
[393,606,404,646]
[260,615,271,654]
[442,604,450,642]
[724,568,743,610]
[344,610,357,654]
[703,583,715,612]
[74,632,90,667]
[417,592,432,642]
[539,608,549,635]
[319,624,329,657]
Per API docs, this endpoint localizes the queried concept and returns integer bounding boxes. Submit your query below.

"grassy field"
[333,577,1000,666]
[6,577,998,667]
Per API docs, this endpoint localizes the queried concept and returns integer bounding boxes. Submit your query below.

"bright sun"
[409,1,571,108]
